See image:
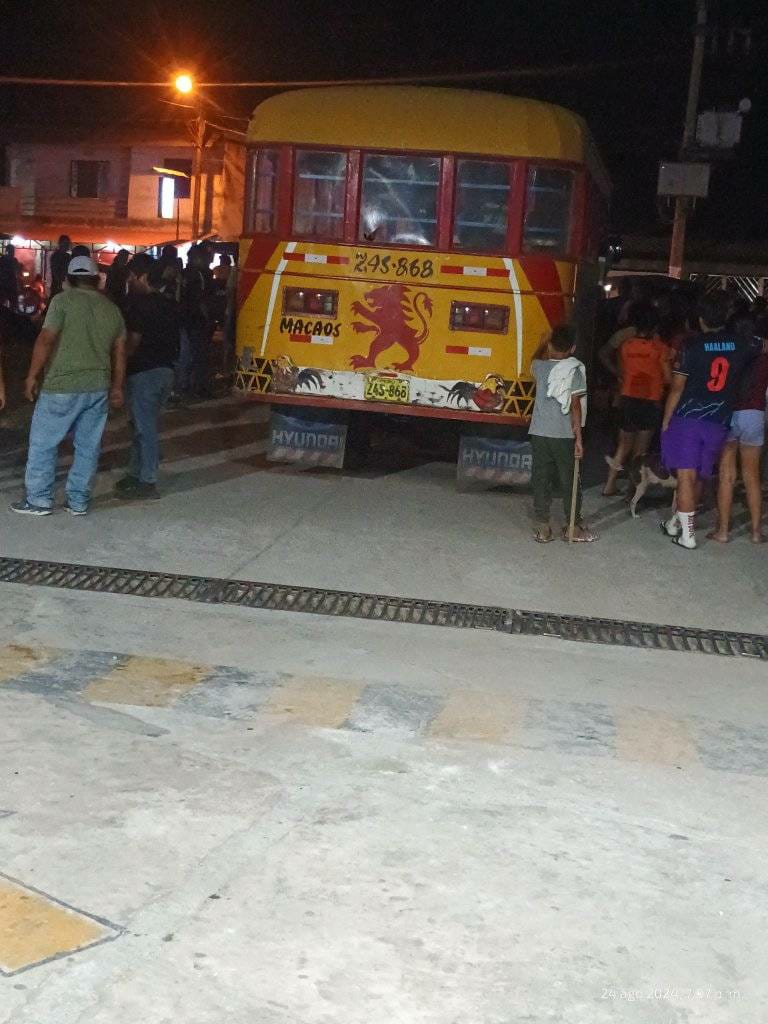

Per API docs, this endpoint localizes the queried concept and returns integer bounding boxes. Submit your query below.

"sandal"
[534,527,554,543]
[562,526,598,543]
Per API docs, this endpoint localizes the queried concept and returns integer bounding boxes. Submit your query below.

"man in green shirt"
[11,255,126,516]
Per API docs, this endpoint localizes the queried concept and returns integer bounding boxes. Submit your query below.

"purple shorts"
[661,415,728,477]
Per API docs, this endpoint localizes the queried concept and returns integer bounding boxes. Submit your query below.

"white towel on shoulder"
[546,357,588,425]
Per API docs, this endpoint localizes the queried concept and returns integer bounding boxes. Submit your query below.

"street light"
[174,73,193,95]
[173,72,204,241]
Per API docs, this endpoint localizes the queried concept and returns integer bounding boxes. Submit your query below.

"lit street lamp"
[174,73,193,95]
[173,72,205,241]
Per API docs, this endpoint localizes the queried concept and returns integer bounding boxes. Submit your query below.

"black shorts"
[619,396,661,433]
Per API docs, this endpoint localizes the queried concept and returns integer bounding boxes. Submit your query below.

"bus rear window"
[247,149,279,233]
[359,154,440,247]
[292,150,347,240]
[523,166,574,254]
[453,160,510,252]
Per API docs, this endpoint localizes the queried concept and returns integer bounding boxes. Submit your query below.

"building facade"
[0,122,244,279]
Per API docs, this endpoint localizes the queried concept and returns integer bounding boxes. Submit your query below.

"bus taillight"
[283,287,338,317]
[450,302,509,334]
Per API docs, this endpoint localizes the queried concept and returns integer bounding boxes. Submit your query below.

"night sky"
[4,0,768,243]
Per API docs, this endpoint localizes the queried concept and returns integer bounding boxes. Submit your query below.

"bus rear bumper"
[238,390,530,428]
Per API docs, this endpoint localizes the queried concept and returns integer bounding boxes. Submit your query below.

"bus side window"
[292,150,347,240]
[523,165,574,255]
[453,159,511,253]
[247,149,279,233]
[359,153,440,247]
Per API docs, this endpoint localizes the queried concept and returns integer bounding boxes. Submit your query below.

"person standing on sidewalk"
[529,324,596,543]
[660,292,763,550]
[181,245,213,400]
[707,333,768,545]
[114,254,180,500]
[10,255,126,517]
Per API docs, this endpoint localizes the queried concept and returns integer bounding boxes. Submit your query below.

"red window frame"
[520,160,583,261]
[242,144,588,262]
[449,155,517,256]
[290,145,350,244]
[354,148,445,252]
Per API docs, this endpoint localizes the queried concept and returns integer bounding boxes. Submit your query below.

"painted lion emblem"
[349,284,433,371]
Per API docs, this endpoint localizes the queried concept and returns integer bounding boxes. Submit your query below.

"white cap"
[68,255,99,276]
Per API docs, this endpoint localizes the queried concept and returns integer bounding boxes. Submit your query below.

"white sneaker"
[671,534,697,550]
[661,517,681,537]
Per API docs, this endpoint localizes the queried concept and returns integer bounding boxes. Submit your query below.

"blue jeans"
[127,367,174,483]
[25,390,109,511]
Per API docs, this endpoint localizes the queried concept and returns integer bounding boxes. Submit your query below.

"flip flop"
[562,527,597,543]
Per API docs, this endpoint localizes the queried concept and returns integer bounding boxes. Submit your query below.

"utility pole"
[190,111,205,242]
[668,0,708,279]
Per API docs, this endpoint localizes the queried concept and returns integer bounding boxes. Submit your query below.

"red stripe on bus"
[441,266,463,274]
[445,345,469,354]
[518,258,567,327]
[289,334,312,343]
[238,238,280,311]
[326,255,350,265]
[486,268,508,278]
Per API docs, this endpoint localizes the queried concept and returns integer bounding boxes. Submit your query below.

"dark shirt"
[124,291,180,376]
[182,267,209,326]
[105,263,129,306]
[50,249,70,295]
[676,329,761,424]
[0,255,20,298]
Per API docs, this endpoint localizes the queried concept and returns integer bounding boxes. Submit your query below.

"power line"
[0,57,673,90]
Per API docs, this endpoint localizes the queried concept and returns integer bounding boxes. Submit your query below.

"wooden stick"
[568,456,581,543]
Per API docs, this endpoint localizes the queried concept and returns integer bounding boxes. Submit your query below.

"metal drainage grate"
[0,555,765,660]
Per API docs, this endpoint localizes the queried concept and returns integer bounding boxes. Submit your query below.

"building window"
[246,149,279,233]
[158,176,176,219]
[156,159,193,219]
[523,165,574,254]
[292,149,346,239]
[453,160,511,253]
[162,158,192,198]
[359,153,440,247]
[70,160,110,199]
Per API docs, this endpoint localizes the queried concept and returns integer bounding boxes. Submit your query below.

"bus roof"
[246,86,610,193]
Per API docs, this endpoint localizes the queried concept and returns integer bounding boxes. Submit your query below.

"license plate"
[364,376,410,403]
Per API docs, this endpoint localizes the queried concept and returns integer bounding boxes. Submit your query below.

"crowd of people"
[530,283,768,549]
[0,236,235,515]
[3,241,768,543]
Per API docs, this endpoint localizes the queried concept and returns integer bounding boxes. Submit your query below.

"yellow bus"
[236,85,609,438]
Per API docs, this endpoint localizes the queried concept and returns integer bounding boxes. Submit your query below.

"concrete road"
[0,584,766,1023]
[1,396,766,633]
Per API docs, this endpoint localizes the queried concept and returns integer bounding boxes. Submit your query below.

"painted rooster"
[271,355,324,393]
[443,374,506,412]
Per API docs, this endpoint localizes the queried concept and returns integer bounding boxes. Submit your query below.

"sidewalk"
[1,396,765,635]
